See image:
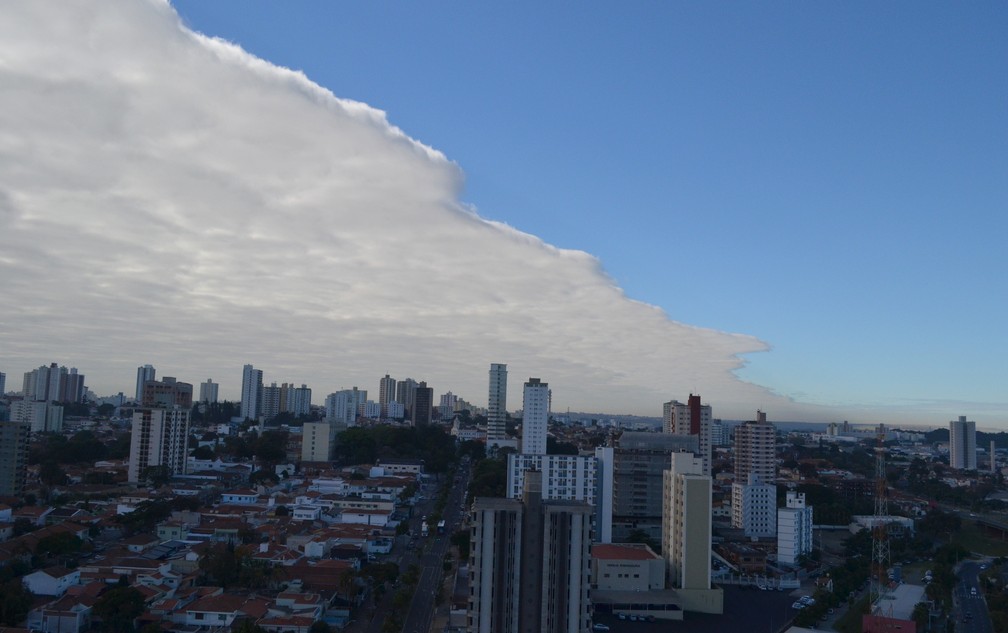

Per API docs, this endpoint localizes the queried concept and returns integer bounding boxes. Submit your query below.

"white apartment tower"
[663,395,713,475]
[128,407,190,483]
[520,378,550,455]
[135,365,156,402]
[949,415,977,470]
[199,379,218,404]
[487,363,509,448]
[240,364,263,421]
[777,491,813,565]
[662,453,711,591]
[731,473,777,538]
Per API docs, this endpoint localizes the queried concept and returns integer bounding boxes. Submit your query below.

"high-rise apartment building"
[0,421,29,496]
[487,363,510,448]
[731,474,777,538]
[438,391,457,421]
[0,371,6,396]
[520,378,549,455]
[733,410,776,483]
[10,400,63,433]
[396,378,418,418]
[662,455,711,585]
[661,453,722,613]
[23,364,85,403]
[949,415,977,470]
[777,491,813,565]
[302,422,337,462]
[142,377,193,409]
[663,395,712,475]
[240,364,263,420]
[732,411,777,538]
[199,379,218,404]
[128,407,190,483]
[468,471,592,633]
[325,388,367,425]
[413,382,433,426]
[379,374,396,415]
[135,365,156,401]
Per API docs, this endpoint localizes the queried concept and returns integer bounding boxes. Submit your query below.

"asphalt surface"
[592,585,799,633]
[955,561,993,633]
[399,464,471,633]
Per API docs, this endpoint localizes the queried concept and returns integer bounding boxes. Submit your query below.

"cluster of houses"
[0,457,427,633]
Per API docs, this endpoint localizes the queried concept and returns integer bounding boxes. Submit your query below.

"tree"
[0,579,33,626]
[35,532,82,560]
[191,445,215,460]
[308,622,331,633]
[93,586,144,633]
[97,403,116,417]
[39,461,68,486]
[141,465,172,488]
[274,505,289,517]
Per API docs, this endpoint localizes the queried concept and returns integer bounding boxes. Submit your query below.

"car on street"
[592,625,610,631]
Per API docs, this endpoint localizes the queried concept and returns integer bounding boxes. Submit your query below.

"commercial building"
[468,471,592,633]
[662,453,722,614]
[0,421,29,496]
[128,407,190,483]
[777,491,813,565]
[240,364,263,420]
[949,415,977,470]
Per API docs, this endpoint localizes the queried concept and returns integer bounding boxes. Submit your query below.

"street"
[955,561,993,633]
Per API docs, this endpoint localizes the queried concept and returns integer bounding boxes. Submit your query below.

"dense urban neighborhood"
[1,365,1008,633]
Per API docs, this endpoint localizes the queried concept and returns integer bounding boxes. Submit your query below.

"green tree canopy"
[93,586,145,633]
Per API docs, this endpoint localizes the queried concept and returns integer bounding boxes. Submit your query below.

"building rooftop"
[592,543,660,561]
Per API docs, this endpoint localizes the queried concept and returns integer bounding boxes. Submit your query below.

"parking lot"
[592,585,799,633]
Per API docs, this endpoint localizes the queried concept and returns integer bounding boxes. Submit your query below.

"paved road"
[955,561,993,633]
[400,464,471,633]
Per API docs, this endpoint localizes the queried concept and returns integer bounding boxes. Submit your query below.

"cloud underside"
[0,0,795,417]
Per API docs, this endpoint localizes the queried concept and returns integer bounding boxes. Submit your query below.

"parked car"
[592,624,610,631]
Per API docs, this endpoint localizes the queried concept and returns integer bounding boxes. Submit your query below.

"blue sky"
[169,2,1007,415]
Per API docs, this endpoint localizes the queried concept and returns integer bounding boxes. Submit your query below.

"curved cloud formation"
[0,0,807,418]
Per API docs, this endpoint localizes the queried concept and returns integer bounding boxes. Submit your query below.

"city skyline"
[1,2,1005,427]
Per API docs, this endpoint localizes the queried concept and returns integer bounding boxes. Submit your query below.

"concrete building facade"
[468,471,592,633]
[240,364,263,421]
[949,415,977,470]
[520,378,550,456]
[128,407,190,483]
[777,491,813,565]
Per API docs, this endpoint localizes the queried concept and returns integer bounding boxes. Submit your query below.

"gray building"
[469,471,592,633]
[0,421,29,496]
[608,431,698,545]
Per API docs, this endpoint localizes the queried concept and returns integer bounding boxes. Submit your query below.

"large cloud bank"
[0,1,815,419]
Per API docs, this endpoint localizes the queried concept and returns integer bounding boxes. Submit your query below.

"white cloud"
[0,0,825,420]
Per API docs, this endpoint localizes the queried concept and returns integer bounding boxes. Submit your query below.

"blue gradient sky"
[170,2,1007,419]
